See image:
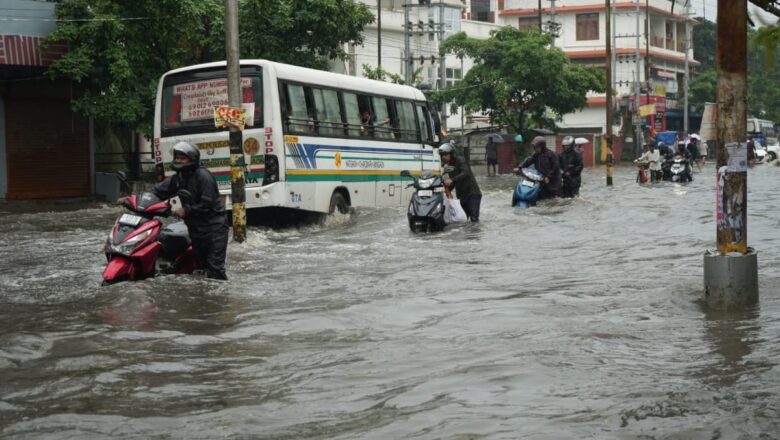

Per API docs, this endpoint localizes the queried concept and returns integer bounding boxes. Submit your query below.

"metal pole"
[550,0,557,47]
[404,0,411,84]
[704,0,757,309]
[683,2,690,134]
[538,0,543,31]
[605,0,614,186]
[225,0,246,243]
[635,0,642,150]
[611,0,616,95]
[645,0,651,110]
[439,1,447,132]
[378,0,382,67]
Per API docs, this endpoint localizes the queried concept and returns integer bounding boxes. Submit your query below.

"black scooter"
[400,169,446,232]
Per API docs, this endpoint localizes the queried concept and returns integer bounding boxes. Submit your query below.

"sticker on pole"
[214,105,247,130]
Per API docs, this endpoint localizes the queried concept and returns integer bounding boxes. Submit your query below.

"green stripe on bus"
[287,174,407,182]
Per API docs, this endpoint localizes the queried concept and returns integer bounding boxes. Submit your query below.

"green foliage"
[361,64,422,85]
[692,17,716,70]
[432,27,605,137]
[361,64,406,84]
[688,68,716,113]
[45,0,374,133]
[239,0,373,70]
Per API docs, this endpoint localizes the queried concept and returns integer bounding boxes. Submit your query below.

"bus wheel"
[329,192,349,214]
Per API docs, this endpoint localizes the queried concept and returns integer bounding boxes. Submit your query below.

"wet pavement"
[1,162,779,439]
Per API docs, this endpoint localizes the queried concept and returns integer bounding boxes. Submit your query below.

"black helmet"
[171,141,200,172]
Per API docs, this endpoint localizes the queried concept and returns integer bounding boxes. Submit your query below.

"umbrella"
[486,133,504,143]
[574,137,590,145]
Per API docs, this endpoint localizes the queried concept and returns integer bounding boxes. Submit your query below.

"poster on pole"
[214,105,248,130]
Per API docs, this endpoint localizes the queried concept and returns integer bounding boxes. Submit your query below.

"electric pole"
[605,0,614,186]
[703,0,758,308]
[225,0,246,242]
[683,1,690,134]
[635,0,643,152]
[378,0,382,67]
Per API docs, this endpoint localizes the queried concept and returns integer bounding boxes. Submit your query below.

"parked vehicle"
[102,191,196,285]
[400,170,446,233]
[511,167,544,208]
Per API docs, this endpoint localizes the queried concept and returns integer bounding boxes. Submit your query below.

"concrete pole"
[605,0,614,186]
[225,0,246,243]
[538,0,543,31]
[550,0,557,47]
[703,0,758,309]
[404,0,411,84]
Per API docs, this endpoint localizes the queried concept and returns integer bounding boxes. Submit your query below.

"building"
[0,0,93,199]
[496,0,700,156]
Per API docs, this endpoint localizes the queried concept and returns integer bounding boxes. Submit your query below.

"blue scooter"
[511,167,544,208]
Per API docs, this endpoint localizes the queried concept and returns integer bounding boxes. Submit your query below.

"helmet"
[171,141,200,172]
[562,136,574,147]
[531,136,546,148]
[439,143,456,157]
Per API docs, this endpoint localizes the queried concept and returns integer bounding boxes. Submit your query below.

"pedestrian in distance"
[559,136,583,197]
[686,135,702,172]
[148,141,229,280]
[513,136,561,200]
[440,143,482,222]
[485,137,499,177]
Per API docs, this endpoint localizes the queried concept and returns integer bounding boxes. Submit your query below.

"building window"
[518,17,538,31]
[576,13,599,41]
[445,68,462,88]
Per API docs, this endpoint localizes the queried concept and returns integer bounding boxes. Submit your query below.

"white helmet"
[439,143,455,156]
[562,136,574,147]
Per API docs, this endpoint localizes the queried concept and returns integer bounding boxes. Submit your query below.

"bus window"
[285,84,314,134]
[372,97,393,139]
[395,100,418,142]
[343,92,362,137]
[161,73,261,136]
[312,88,344,136]
[416,104,433,144]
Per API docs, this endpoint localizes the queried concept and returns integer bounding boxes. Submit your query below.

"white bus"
[153,60,440,215]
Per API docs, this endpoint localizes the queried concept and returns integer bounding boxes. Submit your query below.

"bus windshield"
[161,67,262,137]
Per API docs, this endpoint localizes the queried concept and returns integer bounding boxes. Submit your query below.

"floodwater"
[1,163,779,439]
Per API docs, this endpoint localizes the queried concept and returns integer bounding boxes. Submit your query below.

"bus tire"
[329,191,349,214]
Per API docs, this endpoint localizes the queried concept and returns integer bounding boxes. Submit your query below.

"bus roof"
[162,59,428,102]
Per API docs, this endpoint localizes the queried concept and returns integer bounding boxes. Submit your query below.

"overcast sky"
[690,0,779,25]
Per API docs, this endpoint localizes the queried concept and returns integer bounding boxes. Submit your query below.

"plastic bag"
[443,197,468,224]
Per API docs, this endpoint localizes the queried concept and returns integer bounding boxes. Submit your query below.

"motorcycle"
[634,160,649,184]
[670,155,693,183]
[102,189,196,285]
[511,167,544,208]
[400,169,446,232]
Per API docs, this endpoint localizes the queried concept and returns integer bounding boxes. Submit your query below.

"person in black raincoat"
[440,143,482,222]
[152,141,229,280]
[514,136,561,200]
[558,136,583,197]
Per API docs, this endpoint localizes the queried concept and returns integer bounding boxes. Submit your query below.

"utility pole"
[538,0,543,31]
[378,0,382,67]
[645,0,651,113]
[550,0,557,47]
[605,0,614,186]
[439,1,447,133]
[404,0,411,84]
[703,0,758,308]
[635,0,643,151]
[683,1,690,134]
[224,0,246,242]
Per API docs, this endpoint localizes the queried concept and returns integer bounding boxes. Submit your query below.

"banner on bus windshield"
[173,78,252,123]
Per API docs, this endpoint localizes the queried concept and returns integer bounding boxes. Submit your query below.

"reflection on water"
[1,164,779,438]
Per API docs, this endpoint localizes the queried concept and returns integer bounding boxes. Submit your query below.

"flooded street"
[1,163,779,439]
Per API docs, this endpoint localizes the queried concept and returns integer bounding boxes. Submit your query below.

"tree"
[433,28,605,139]
[45,0,374,133]
[361,64,422,85]
[692,17,717,70]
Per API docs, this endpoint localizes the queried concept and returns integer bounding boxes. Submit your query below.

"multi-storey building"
[496,0,700,149]
[349,1,700,160]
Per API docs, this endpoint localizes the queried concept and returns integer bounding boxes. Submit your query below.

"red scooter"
[102,191,196,285]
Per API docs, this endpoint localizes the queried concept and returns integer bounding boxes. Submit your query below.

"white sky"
[690,0,779,26]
